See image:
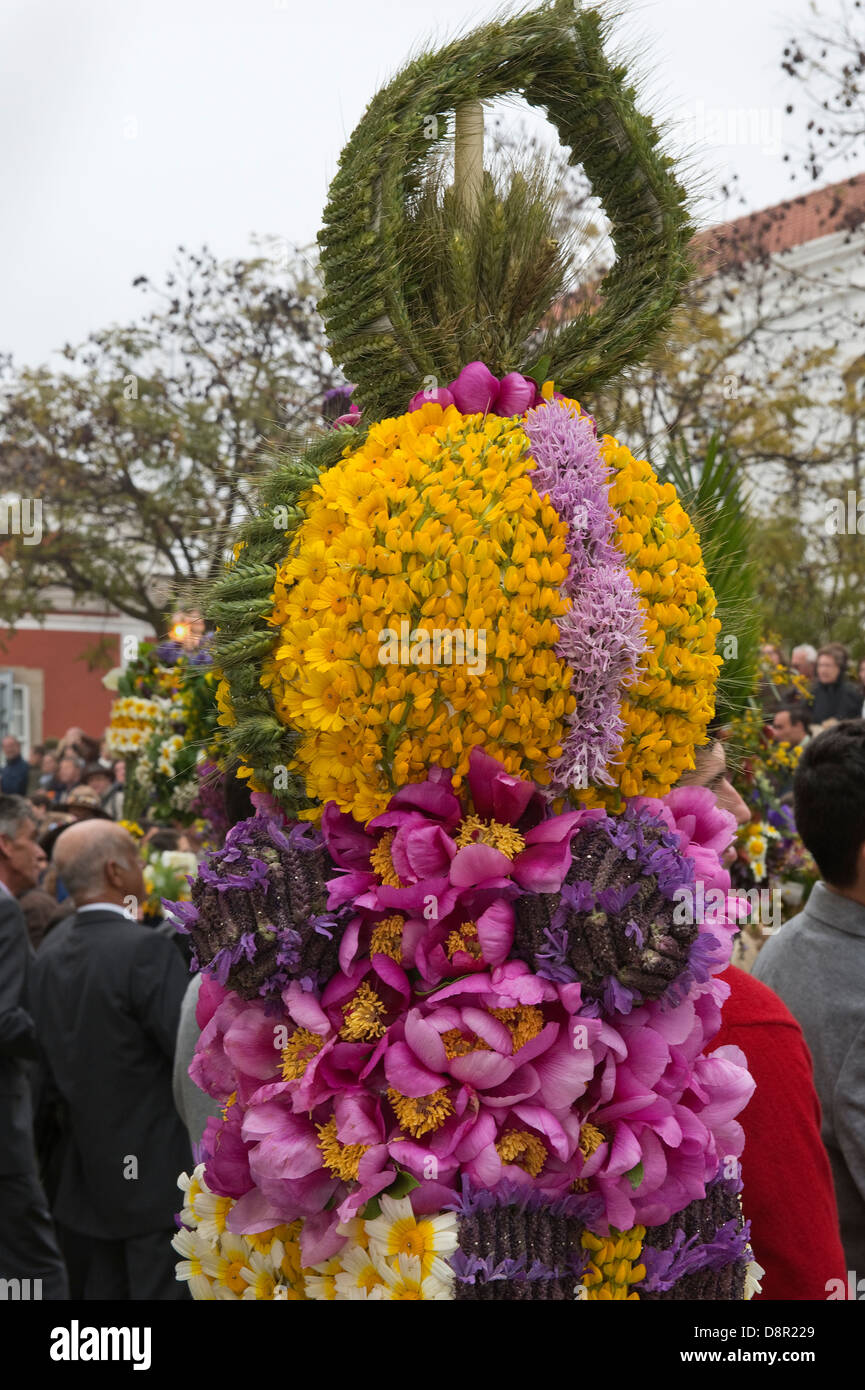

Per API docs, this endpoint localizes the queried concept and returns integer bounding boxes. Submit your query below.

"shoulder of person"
[718,962,802,1032]
[129,919,189,965]
[751,909,806,970]
[0,892,27,934]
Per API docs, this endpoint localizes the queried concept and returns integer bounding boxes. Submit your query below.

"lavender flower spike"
[525,398,648,793]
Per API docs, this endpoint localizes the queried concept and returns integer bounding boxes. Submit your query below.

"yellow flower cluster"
[263,402,576,823]
[764,739,803,774]
[106,696,162,757]
[215,675,235,730]
[597,437,721,802]
[580,1226,646,1300]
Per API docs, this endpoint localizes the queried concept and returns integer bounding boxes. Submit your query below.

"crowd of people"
[0,719,221,1300]
[1,686,864,1302]
[761,640,865,742]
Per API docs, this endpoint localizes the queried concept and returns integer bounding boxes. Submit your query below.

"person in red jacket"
[710,965,845,1299]
[682,734,846,1300]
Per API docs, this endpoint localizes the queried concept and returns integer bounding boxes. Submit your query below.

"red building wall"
[0,627,121,740]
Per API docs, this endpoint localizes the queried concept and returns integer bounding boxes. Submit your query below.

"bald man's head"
[53,819,144,908]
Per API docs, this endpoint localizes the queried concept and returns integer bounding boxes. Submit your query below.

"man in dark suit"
[0,794,68,1299]
[30,819,192,1299]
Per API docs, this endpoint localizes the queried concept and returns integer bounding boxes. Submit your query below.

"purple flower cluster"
[515,801,702,1014]
[449,1249,587,1285]
[445,1173,603,1226]
[523,398,647,792]
[164,814,339,999]
[640,1218,752,1293]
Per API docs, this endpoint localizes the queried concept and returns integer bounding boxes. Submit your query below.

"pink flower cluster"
[189,751,753,1263]
[407,360,562,417]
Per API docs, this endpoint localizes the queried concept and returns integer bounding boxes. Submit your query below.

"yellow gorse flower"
[581,1225,646,1300]
[263,402,576,823]
[596,436,721,803]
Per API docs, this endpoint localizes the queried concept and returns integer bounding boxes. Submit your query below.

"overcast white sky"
[0,0,850,368]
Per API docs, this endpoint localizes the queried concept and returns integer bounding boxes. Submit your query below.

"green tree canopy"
[0,241,341,629]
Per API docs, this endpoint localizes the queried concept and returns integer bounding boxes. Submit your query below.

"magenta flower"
[579,982,754,1230]
[407,385,456,411]
[325,752,601,987]
[379,964,603,1203]
[200,1105,254,1199]
[182,745,755,1248]
[407,361,546,419]
[190,991,266,1106]
[240,1095,340,1219]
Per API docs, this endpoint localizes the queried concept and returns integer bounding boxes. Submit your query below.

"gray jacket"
[173,974,221,1153]
[753,880,865,1272]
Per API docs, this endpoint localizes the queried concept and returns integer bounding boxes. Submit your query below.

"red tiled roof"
[693,172,865,273]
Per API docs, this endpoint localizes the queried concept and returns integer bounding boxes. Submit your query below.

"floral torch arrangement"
[167,390,759,1301]
[105,637,222,826]
[728,686,818,946]
[168,1,764,1304]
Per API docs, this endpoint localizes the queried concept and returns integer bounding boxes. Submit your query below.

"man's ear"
[104,857,124,890]
[0,833,11,861]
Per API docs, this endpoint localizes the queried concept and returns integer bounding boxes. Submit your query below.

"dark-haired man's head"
[794,721,865,893]
[771,704,811,747]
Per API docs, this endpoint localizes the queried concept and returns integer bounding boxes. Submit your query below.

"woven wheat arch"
[318,1,693,421]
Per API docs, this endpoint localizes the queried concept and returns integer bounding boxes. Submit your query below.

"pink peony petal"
[511,840,573,892]
[402,823,457,880]
[448,1049,514,1088]
[321,802,373,870]
[407,387,454,411]
[495,371,538,417]
[384,1040,445,1097]
[475,900,515,966]
[372,777,462,826]
[449,361,499,414]
[227,1186,286,1234]
[449,841,512,885]
[298,1210,345,1265]
[404,1008,448,1072]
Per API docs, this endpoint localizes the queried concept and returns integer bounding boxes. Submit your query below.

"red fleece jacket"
[710,965,846,1301]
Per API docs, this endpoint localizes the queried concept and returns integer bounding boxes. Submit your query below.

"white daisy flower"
[365,1194,458,1281]
[373,1251,453,1300]
[334,1243,387,1300]
[304,1255,343,1301]
[194,1186,235,1246]
[240,1250,280,1300]
[201,1230,252,1300]
[744,1259,765,1300]
[172,1225,217,1301]
[177,1165,207,1227]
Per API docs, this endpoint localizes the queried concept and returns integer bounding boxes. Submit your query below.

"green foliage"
[0,244,340,628]
[658,435,760,722]
[398,165,569,384]
[319,1,693,419]
[207,427,354,819]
